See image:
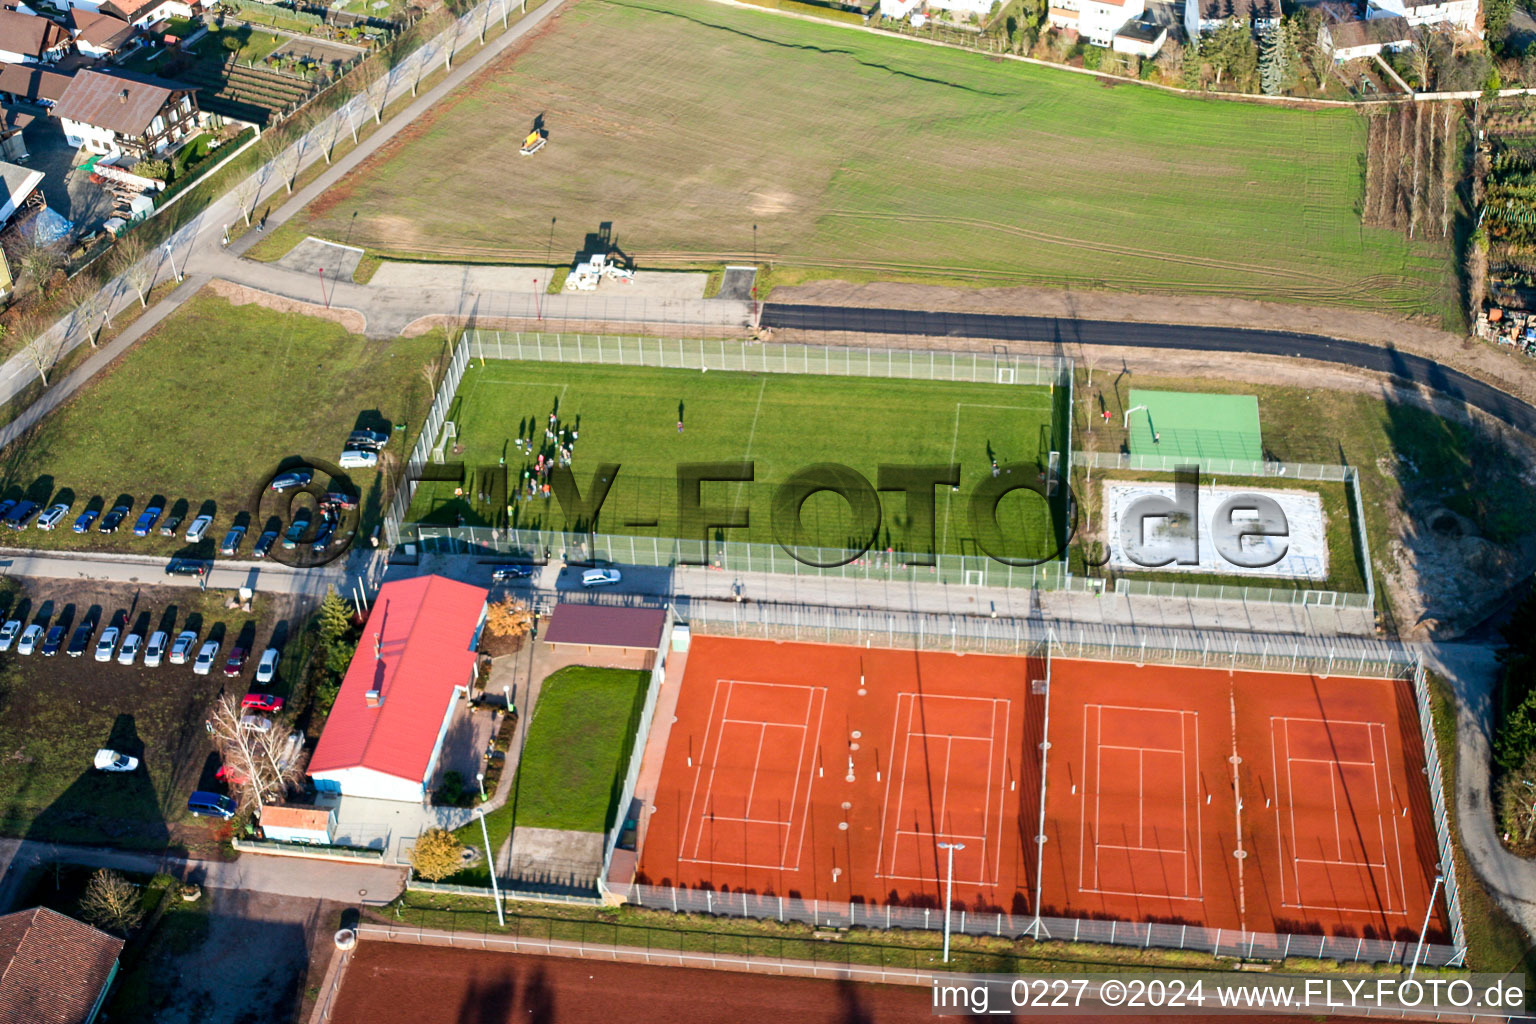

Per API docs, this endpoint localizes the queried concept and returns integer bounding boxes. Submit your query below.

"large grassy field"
[0,292,446,558]
[407,361,1064,559]
[255,0,1453,317]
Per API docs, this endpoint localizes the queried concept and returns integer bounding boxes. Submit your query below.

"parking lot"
[0,577,306,850]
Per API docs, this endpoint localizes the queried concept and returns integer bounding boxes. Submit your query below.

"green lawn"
[255,0,1454,319]
[197,25,284,64]
[408,361,1063,560]
[0,291,446,557]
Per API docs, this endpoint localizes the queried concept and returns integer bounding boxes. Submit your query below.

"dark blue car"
[72,509,100,533]
[40,625,64,656]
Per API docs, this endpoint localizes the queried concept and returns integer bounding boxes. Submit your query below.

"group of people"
[510,408,581,504]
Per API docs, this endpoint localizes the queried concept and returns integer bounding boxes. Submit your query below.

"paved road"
[0,548,345,596]
[762,304,1536,436]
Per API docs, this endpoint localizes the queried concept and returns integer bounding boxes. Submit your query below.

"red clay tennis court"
[1042,659,1446,943]
[638,636,1044,912]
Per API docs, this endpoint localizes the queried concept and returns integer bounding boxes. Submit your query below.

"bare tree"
[74,290,106,348]
[78,869,145,934]
[234,175,260,226]
[124,252,156,308]
[21,328,61,386]
[207,693,303,814]
[9,231,64,297]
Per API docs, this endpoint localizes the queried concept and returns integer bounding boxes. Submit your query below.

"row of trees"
[1494,592,1536,850]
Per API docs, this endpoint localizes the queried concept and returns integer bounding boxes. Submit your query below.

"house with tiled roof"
[0,11,73,66]
[54,68,197,156]
[97,0,193,30]
[67,10,131,58]
[309,575,489,803]
[0,907,124,1024]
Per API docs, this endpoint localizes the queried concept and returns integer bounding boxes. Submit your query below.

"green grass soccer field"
[406,362,1067,561]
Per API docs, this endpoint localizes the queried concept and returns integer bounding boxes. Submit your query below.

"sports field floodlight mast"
[1408,871,1444,981]
[937,841,965,963]
[476,807,505,926]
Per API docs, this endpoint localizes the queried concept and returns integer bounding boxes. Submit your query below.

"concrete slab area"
[718,265,756,301]
[277,236,364,282]
[369,262,553,293]
[506,825,604,894]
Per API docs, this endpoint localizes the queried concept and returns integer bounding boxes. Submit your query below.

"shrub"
[411,828,465,881]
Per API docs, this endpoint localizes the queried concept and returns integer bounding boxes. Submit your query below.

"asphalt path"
[762,304,1536,435]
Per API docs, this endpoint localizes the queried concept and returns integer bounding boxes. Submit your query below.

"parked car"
[347,428,389,449]
[144,630,167,667]
[215,764,248,786]
[321,492,358,511]
[0,620,19,652]
[310,519,336,551]
[132,506,163,537]
[193,640,220,675]
[255,647,279,684]
[117,632,143,666]
[94,749,138,772]
[165,558,206,577]
[39,625,62,656]
[0,500,17,521]
[581,567,622,588]
[219,527,245,557]
[491,565,535,581]
[72,508,99,533]
[185,515,213,543]
[223,646,248,677]
[252,530,278,559]
[93,626,119,662]
[98,505,131,533]
[337,449,378,469]
[168,630,198,665]
[67,622,95,657]
[3,502,38,529]
[17,624,42,656]
[281,510,312,550]
[35,503,70,531]
[239,714,274,733]
[242,693,284,713]
[186,791,236,819]
[159,513,183,537]
[270,470,313,493]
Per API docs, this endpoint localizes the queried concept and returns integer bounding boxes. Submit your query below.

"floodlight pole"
[476,807,505,926]
[533,279,541,321]
[937,841,964,963]
[1123,405,1147,432]
[1409,872,1443,980]
[163,243,181,283]
[318,267,330,309]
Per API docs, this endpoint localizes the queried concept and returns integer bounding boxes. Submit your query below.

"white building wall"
[310,765,427,803]
[1367,0,1479,31]
[60,117,118,155]
[262,822,333,844]
[1080,0,1143,45]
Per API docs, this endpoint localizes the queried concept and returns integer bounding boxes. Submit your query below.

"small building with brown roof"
[67,10,131,59]
[0,906,124,1024]
[54,67,197,157]
[0,63,71,106]
[98,0,193,30]
[1319,14,1411,59]
[259,803,337,845]
[0,11,73,67]
[543,604,669,669]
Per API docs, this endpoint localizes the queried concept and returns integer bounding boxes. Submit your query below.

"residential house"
[54,68,198,156]
[1183,0,1280,38]
[0,10,73,65]
[98,0,192,30]
[259,803,338,845]
[68,9,132,58]
[0,160,42,224]
[1049,0,1146,43]
[1319,14,1411,58]
[0,907,124,1024]
[308,575,489,803]
[1366,0,1479,33]
[1113,16,1168,52]
[878,0,994,17]
[0,61,72,106]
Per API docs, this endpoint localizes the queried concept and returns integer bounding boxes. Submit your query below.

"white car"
[193,640,220,676]
[93,748,139,772]
[0,619,20,652]
[185,515,214,543]
[168,630,198,665]
[337,449,378,469]
[255,647,279,685]
[581,567,622,588]
[117,633,143,666]
[239,714,273,733]
[16,624,41,656]
[93,627,119,662]
[144,630,168,668]
[34,503,69,530]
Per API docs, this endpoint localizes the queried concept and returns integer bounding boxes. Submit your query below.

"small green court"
[1126,390,1263,462]
[407,361,1069,562]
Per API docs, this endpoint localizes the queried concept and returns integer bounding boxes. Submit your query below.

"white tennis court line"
[875,692,1010,886]
[1077,703,1203,902]
[678,679,826,872]
[1271,715,1407,915]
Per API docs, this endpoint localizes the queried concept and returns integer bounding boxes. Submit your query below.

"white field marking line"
[1275,716,1405,913]
[787,684,825,874]
[876,698,1009,885]
[729,377,769,515]
[679,679,820,870]
[679,677,732,860]
[1079,703,1199,900]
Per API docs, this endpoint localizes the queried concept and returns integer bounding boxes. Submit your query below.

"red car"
[215,764,248,785]
[241,693,285,713]
[223,647,249,677]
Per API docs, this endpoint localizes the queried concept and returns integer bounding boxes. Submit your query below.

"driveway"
[21,119,111,237]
